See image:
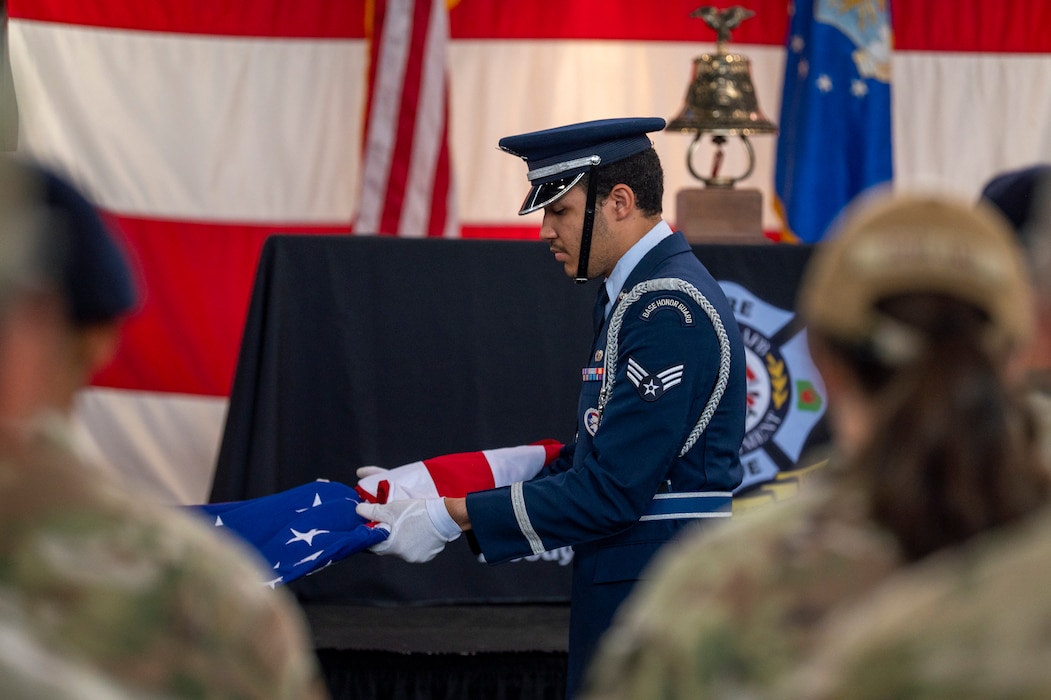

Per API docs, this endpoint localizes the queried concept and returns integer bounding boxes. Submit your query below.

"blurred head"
[32,163,138,410]
[0,158,66,433]
[0,158,139,418]
[980,164,1051,377]
[801,192,1032,375]
[799,190,1047,559]
[979,164,1051,253]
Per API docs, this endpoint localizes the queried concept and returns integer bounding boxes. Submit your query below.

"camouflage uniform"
[0,603,141,699]
[0,422,329,700]
[579,463,904,700]
[780,506,1051,700]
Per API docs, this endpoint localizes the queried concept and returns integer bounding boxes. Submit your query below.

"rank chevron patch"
[626,357,684,401]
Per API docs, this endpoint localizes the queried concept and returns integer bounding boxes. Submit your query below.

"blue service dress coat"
[466,231,746,695]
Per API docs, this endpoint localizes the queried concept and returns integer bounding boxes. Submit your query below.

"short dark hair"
[582,148,664,217]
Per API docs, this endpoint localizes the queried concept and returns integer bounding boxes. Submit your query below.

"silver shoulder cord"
[597,277,732,458]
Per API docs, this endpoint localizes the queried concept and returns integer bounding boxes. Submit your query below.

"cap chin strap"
[575,167,599,284]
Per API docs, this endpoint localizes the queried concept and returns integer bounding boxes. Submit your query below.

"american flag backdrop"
[4,0,1051,504]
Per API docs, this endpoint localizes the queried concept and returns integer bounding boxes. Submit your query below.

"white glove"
[355,498,462,563]
[355,462,437,503]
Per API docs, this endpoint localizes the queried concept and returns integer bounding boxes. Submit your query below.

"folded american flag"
[193,480,388,588]
[192,441,564,586]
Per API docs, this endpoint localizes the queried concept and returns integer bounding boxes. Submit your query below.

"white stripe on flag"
[9,21,365,223]
[72,388,227,505]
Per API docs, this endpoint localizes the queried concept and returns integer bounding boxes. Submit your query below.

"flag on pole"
[354,0,458,238]
[774,0,894,243]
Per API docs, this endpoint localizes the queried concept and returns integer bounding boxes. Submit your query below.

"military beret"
[499,117,666,215]
[979,163,1051,248]
[35,164,139,326]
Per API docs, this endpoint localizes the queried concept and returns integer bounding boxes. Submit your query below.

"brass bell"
[667,6,777,187]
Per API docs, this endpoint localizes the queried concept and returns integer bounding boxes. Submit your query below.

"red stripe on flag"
[92,216,349,397]
[894,0,1051,53]
[449,0,788,45]
[8,0,787,43]
[425,451,497,496]
[6,0,363,38]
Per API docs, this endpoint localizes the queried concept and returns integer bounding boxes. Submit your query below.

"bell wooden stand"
[676,186,771,245]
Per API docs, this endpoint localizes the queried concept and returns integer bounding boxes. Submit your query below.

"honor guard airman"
[357,117,747,698]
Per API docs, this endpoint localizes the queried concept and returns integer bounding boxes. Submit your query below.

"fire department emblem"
[719,281,827,492]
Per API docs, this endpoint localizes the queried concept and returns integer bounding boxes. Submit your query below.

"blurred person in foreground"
[579,190,1049,699]
[766,169,1051,700]
[0,157,330,699]
[981,164,1051,455]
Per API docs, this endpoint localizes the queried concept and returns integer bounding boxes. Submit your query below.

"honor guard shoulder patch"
[626,356,684,401]
[639,295,695,326]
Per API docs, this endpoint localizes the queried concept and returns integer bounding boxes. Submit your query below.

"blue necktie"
[593,284,609,335]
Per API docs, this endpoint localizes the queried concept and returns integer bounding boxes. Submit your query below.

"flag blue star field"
[192,480,389,588]
[775,0,893,243]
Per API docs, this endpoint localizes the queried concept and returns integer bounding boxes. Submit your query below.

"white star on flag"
[294,550,325,567]
[285,528,330,546]
[295,491,326,513]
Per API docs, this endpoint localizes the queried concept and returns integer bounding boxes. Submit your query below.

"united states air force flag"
[775,0,893,243]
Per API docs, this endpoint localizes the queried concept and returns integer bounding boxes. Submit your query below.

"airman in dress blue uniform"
[357,117,746,698]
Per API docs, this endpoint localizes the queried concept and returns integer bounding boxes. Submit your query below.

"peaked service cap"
[498,117,665,215]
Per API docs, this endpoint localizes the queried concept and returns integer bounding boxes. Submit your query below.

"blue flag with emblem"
[774,0,893,243]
